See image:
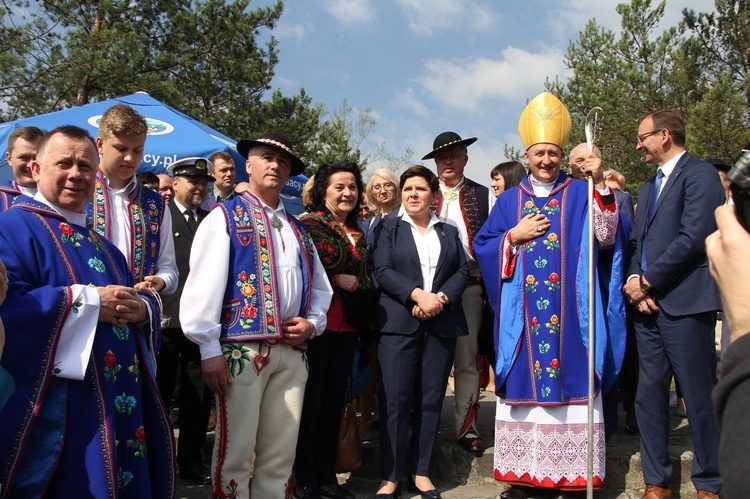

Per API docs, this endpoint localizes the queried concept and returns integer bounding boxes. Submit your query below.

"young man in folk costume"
[89,104,178,296]
[0,126,175,498]
[474,92,629,499]
[180,131,333,499]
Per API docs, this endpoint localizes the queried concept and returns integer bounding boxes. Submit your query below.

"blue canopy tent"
[0,92,306,212]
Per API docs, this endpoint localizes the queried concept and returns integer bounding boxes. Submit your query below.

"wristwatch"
[639,275,651,293]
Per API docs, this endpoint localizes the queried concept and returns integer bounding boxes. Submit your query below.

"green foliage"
[0,0,284,123]
[0,0,391,177]
[555,0,750,194]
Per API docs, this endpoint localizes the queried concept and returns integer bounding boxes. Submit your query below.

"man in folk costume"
[180,131,333,499]
[0,126,175,498]
[0,126,44,212]
[423,131,495,452]
[473,92,628,499]
[89,103,178,296]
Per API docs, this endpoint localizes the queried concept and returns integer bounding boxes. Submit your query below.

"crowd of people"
[0,93,744,499]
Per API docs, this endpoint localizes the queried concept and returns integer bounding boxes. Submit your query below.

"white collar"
[33,192,88,226]
[656,151,687,179]
[102,172,138,194]
[439,177,465,191]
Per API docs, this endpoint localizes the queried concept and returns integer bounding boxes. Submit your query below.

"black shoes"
[294,483,355,499]
[416,490,441,499]
[292,486,321,499]
[457,432,485,452]
[178,463,211,485]
[407,478,442,498]
[500,486,531,499]
[318,483,356,499]
[374,484,401,499]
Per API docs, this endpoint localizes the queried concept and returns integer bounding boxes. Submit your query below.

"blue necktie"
[647,169,664,221]
[641,169,664,270]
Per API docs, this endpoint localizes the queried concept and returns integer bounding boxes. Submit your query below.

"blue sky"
[254,0,714,186]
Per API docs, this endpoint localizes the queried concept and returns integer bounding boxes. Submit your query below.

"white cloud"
[549,0,717,42]
[416,47,572,112]
[396,0,498,36]
[393,88,430,117]
[274,21,312,40]
[323,0,376,25]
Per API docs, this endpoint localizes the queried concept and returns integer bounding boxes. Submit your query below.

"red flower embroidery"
[104,350,117,368]
[266,316,274,324]
[550,358,560,369]
[242,305,257,319]
[135,426,146,442]
[59,223,74,236]
[549,273,559,283]
[549,199,559,207]
[531,317,538,326]
[238,271,248,282]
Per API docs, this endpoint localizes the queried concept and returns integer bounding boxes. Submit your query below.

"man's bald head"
[569,143,602,180]
[157,174,174,203]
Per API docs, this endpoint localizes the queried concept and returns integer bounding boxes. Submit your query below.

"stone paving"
[175,387,705,499]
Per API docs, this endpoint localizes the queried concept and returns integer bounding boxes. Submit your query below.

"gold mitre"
[517,92,572,150]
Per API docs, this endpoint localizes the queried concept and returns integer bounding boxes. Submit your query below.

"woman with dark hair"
[490,161,526,197]
[373,165,470,499]
[293,161,372,499]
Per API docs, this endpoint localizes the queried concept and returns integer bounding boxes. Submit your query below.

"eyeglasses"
[637,128,665,144]
[371,182,395,192]
[435,154,466,164]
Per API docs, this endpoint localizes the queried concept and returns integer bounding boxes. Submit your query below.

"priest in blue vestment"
[0,125,175,498]
[474,92,629,499]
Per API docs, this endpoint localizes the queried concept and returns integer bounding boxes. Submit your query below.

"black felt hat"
[422,131,477,160]
[236,131,305,176]
[707,157,730,172]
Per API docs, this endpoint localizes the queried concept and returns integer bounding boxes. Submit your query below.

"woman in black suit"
[373,166,469,499]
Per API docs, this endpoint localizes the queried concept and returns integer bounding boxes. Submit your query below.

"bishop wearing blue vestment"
[474,93,628,499]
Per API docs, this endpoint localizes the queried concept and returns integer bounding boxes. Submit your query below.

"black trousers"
[156,327,212,469]
[295,330,358,488]
[377,328,456,481]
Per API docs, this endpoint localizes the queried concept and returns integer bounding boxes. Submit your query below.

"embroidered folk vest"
[219,192,316,343]
[431,177,490,254]
[89,171,164,284]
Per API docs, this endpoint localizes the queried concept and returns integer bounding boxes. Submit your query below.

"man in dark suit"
[623,109,725,499]
[157,157,213,484]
